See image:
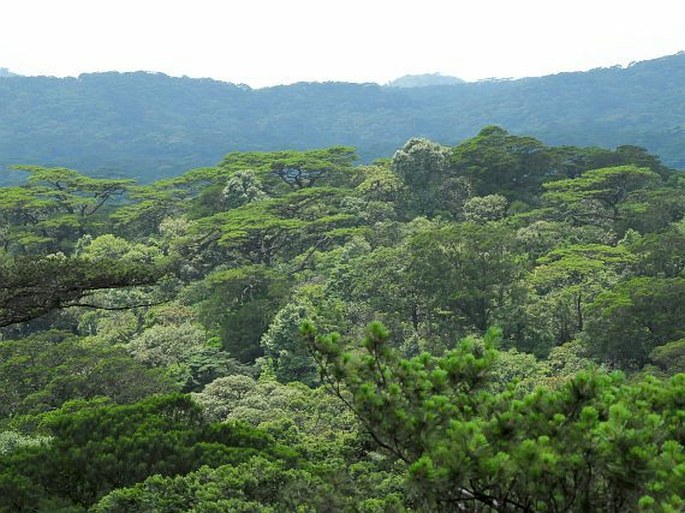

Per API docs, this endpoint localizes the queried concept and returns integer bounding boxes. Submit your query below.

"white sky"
[1,0,684,88]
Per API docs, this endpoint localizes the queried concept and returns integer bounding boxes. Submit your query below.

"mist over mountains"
[1,52,684,182]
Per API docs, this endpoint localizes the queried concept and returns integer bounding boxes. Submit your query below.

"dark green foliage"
[451,126,555,202]
[585,277,685,369]
[409,222,526,334]
[0,330,172,417]
[191,265,290,363]
[0,394,287,509]
[0,254,166,328]
[542,165,662,228]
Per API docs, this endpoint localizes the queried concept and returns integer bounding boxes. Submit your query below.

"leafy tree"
[0,330,172,418]
[463,194,508,223]
[451,126,554,202]
[409,222,526,334]
[0,166,133,252]
[628,223,685,277]
[542,165,661,228]
[259,299,320,385]
[127,321,238,391]
[0,252,166,328]
[193,186,359,267]
[645,338,685,377]
[0,394,287,509]
[217,146,357,192]
[189,265,290,363]
[391,138,463,218]
[584,276,685,369]
[92,455,406,513]
[529,244,634,344]
[194,377,362,461]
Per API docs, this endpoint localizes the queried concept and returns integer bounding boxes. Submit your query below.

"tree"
[127,321,238,391]
[409,222,526,335]
[91,455,406,513]
[190,265,290,363]
[193,186,359,267]
[463,194,508,223]
[259,299,320,386]
[216,147,358,192]
[0,166,133,253]
[542,165,661,228]
[451,126,554,203]
[0,330,172,418]
[529,244,634,345]
[584,276,685,369]
[0,252,166,328]
[1,394,286,509]
[305,322,685,512]
[391,137,470,218]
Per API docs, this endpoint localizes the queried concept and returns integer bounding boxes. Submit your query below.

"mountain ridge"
[1,52,684,182]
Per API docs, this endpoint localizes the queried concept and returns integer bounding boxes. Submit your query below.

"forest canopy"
[0,127,683,512]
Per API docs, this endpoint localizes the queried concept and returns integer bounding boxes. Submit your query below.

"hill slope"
[1,53,684,182]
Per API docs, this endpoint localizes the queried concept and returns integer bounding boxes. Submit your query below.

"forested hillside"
[1,53,685,183]
[1,127,683,511]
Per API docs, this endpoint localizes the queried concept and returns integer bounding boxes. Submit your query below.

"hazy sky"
[1,0,684,88]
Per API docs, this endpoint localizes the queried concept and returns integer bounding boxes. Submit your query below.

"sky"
[1,0,684,88]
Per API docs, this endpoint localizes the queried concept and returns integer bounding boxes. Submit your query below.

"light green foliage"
[0,431,51,455]
[77,309,138,343]
[463,194,508,223]
[92,455,407,513]
[76,233,158,264]
[193,186,360,267]
[110,184,193,237]
[259,298,320,385]
[217,146,358,191]
[392,137,470,218]
[355,164,406,203]
[543,165,661,228]
[195,377,361,461]
[527,243,634,346]
[392,138,450,188]
[128,321,238,391]
[222,169,268,209]
[193,374,258,421]
[0,166,133,252]
[129,322,206,366]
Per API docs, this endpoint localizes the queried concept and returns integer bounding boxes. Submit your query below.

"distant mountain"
[386,73,465,88]
[1,53,684,182]
[0,68,17,78]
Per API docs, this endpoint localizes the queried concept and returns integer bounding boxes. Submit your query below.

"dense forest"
[0,126,683,511]
[1,53,685,184]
